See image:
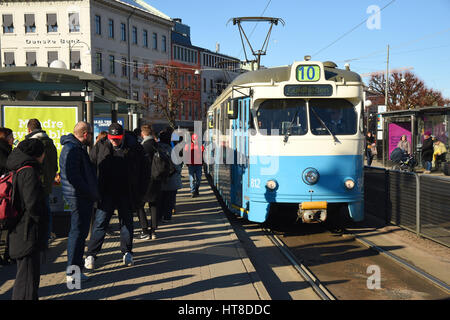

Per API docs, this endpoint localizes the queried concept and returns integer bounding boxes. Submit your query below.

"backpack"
[0,166,32,230]
[151,146,176,181]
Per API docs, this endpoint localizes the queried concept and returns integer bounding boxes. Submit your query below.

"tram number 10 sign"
[296,65,320,82]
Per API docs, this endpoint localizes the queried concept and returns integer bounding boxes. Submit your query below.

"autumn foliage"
[368,71,450,110]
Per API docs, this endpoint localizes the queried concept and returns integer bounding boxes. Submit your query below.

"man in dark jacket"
[422,131,433,173]
[25,119,58,241]
[59,121,98,284]
[6,138,47,300]
[136,124,159,240]
[85,123,149,269]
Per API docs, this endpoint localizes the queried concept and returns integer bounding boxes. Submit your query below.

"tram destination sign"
[284,84,333,97]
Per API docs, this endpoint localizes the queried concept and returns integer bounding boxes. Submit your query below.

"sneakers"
[84,255,95,270]
[137,232,150,240]
[66,272,90,284]
[151,232,157,240]
[123,252,133,266]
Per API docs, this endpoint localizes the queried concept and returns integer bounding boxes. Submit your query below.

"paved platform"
[0,170,269,300]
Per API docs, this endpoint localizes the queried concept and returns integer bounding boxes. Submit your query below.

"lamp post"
[68,40,91,70]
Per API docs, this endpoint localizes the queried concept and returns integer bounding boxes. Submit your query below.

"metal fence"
[364,167,450,247]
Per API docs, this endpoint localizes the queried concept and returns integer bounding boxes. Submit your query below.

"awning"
[4,52,14,66]
[25,14,35,27]
[47,51,58,65]
[2,14,13,27]
[26,52,37,66]
[46,13,57,27]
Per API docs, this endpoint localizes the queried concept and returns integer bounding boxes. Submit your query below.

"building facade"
[0,0,173,122]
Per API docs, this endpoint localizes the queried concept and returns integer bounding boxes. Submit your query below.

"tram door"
[231,98,250,215]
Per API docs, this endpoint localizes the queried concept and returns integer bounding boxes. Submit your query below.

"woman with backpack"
[6,138,47,300]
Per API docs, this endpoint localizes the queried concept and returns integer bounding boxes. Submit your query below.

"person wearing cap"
[59,121,99,284]
[422,131,433,173]
[85,123,149,269]
[184,133,204,197]
[6,138,47,300]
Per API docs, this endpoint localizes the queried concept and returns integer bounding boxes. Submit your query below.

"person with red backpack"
[184,133,204,198]
[5,138,47,300]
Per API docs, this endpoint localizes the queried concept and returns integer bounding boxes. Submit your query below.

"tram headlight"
[302,168,320,185]
[266,180,277,190]
[344,179,355,190]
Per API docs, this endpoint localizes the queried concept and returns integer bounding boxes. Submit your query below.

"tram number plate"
[296,65,320,82]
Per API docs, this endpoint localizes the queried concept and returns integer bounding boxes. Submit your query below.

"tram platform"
[0,169,270,300]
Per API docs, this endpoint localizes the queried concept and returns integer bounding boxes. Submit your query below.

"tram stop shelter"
[379,106,450,168]
[0,66,143,234]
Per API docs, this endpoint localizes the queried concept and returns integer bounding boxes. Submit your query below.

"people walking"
[158,129,182,222]
[6,139,47,300]
[0,127,14,266]
[136,124,159,240]
[85,123,148,269]
[365,132,376,167]
[185,133,204,197]
[59,121,99,283]
[25,119,58,242]
[422,131,433,173]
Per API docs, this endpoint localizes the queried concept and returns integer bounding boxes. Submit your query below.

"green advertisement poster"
[2,105,78,158]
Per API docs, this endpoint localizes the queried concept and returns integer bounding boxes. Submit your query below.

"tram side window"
[256,99,307,136]
[309,99,357,136]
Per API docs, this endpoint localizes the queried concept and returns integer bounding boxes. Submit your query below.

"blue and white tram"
[204,59,365,225]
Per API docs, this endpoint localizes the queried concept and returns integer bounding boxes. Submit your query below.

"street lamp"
[68,40,91,70]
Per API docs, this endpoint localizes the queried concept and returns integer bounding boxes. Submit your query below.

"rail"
[364,166,450,247]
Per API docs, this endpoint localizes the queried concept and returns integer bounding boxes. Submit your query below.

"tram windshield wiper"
[283,109,299,143]
[310,107,340,144]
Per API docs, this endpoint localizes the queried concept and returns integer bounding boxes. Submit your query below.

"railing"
[364,166,450,247]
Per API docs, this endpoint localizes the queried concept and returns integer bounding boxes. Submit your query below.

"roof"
[115,0,171,21]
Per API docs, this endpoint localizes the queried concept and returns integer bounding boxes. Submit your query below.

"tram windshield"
[309,99,357,136]
[256,99,307,136]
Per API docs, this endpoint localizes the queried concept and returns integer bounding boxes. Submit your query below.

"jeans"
[366,149,373,166]
[425,161,432,171]
[158,191,177,221]
[86,196,134,257]
[65,196,94,273]
[188,165,202,193]
[137,202,158,233]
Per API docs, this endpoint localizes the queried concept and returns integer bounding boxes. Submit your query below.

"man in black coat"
[422,131,433,173]
[6,138,47,300]
[59,121,99,284]
[85,123,149,269]
[136,124,159,240]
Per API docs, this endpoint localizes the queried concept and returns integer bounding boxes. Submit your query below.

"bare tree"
[140,61,201,129]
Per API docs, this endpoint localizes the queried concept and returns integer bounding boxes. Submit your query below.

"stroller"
[390,147,416,172]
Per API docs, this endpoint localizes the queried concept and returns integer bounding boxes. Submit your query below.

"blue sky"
[148,0,450,99]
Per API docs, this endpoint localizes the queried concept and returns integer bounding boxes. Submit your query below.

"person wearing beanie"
[85,123,149,269]
[6,138,47,300]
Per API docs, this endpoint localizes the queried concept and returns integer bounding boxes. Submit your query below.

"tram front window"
[309,99,357,135]
[257,99,307,136]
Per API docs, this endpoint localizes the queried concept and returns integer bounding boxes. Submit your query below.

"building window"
[46,14,58,33]
[70,51,81,69]
[3,52,15,67]
[203,78,206,93]
[95,15,101,35]
[152,32,157,50]
[132,26,137,44]
[25,51,37,67]
[121,57,127,76]
[2,15,14,33]
[109,55,115,74]
[47,51,58,67]
[133,60,138,79]
[120,23,126,41]
[108,19,114,38]
[69,12,80,32]
[188,101,192,119]
[143,30,148,48]
[162,35,167,52]
[24,14,36,33]
[95,52,102,73]
[133,91,139,101]
[143,64,148,80]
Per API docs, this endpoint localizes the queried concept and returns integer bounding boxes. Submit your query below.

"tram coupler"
[298,202,328,223]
